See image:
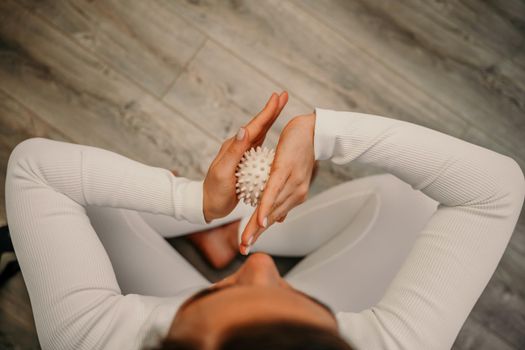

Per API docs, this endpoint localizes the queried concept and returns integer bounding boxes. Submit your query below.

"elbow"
[7,138,53,184]
[495,156,525,210]
[8,138,48,173]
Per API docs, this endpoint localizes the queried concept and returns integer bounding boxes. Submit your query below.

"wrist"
[202,184,216,223]
[290,112,315,146]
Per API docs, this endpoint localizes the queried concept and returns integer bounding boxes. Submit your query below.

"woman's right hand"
[203,92,288,223]
[239,112,316,254]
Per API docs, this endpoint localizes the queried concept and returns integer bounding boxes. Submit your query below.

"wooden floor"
[0,0,524,348]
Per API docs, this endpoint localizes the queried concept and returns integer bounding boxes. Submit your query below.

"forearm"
[314,109,525,349]
[7,138,206,223]
[314,108,523,207]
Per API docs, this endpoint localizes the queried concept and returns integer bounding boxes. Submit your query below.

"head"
[153,253,352,350]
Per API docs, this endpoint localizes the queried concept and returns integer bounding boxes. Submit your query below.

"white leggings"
[86,174,438,313]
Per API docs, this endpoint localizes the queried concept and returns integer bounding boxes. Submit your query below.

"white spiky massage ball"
[235,146,275,207]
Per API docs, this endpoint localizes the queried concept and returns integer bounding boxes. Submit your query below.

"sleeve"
[4,138,206,350]
[313,109,525,350]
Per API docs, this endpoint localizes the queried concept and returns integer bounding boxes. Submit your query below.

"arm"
[5,138,207,350]
[316,109,524,349]
[247,108,525,349]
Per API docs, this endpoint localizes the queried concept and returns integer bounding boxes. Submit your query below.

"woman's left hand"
[239,113,316,254]
[202,92,288,222]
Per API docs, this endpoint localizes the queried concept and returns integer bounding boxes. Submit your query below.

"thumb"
[221,127,251,170]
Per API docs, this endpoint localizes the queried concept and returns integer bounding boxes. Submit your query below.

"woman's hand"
[202,92,288,222]
[239,112,316,254]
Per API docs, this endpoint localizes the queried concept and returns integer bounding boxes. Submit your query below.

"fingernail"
[262,217,268,228]
[247,236,254,246]
[241,244,251,256]
[236,127,245,141]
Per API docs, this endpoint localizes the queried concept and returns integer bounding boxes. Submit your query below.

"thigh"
[285,174,438,313]
[140,201,254,238]
[86,206,210,297]
[249,177,382,256]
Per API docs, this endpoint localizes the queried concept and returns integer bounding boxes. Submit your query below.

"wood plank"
[164,40,379,188]
[469,272,525,349]
[0,89,72,149]
[497,46,525,93]
[0,90,73,226]
[453,317,514,350]
[159,0,469,138]
[460,124,525,173]
[356,0,524,67]
[18,0,206,97]
[0,0,217,180]
[0,145,8,227]
[296,0,525,170]
[164,40,308,142]
[485,0,525,27]
[0,273,40,350]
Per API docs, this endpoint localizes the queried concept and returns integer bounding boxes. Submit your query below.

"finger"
[268,194,301,225]
[239,211,265,255]
[244,93,279,136]
[276,214,287,223]
[218,127,251,171]
[257,165,289,227]
[251,91,289,149]
[273,175,294,208]
[275,91,288,117]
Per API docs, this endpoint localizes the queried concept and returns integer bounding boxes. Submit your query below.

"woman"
[5,92,524,350]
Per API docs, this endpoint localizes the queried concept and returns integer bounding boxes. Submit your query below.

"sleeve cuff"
[313,107,338,160]
[172,178,207,225]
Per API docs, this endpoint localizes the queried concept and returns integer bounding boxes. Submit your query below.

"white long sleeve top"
[5,108,525,350]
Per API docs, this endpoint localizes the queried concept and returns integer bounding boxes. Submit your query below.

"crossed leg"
[86,173,437,313]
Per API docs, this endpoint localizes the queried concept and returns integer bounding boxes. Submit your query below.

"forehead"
[170,285,338,346]
[177,285,329,325]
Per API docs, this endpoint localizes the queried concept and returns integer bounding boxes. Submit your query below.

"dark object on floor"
[0,226,20,286]
[0,225,14,252]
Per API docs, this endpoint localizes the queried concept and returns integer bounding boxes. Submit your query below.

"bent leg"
[246,174,393,256]
[139,201,254,238]
[283,174,438,313]
[86,206,211,297]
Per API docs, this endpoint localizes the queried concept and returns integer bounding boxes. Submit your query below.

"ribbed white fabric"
[313,108,525,350]
[5,139,207,350]
[4,108,524,350]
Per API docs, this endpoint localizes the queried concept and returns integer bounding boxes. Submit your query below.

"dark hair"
[151,320,353,350]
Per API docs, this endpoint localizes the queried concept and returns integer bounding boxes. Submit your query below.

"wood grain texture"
[452,317,514,350]
[0,0,217,179]
[159,0,470,136]
[0,145,8,227]
[0,0,524,349]
[164,39,366,187]
[363,0,524,66]
[18,0,206,97]
[161,0,472,182]
[165,40,308,139]
[0,273,40,350]
[295,0,525,170]
[470,272,525,349]
[0,90,73,226]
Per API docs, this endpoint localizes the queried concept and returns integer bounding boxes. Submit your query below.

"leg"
[245,174,393,256]
[86,206,211,297]
[280,174,438,313]
[138,201,254,238]
[139,202,255,269]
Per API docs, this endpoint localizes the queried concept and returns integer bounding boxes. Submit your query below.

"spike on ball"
[235,146,275,207]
